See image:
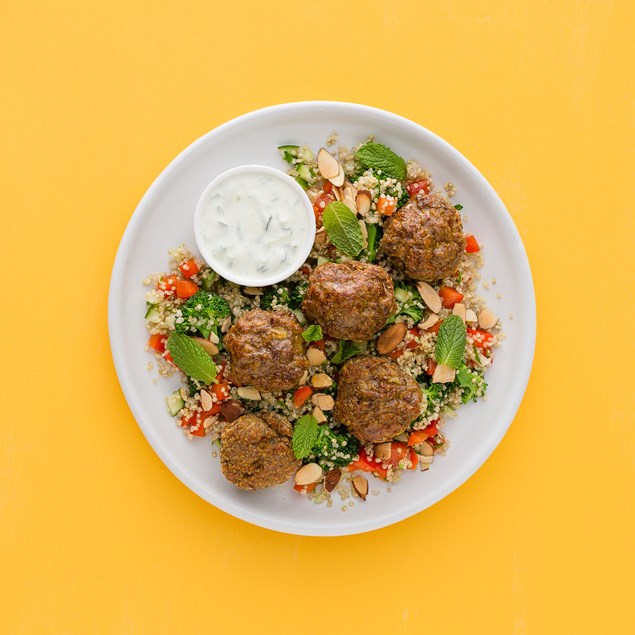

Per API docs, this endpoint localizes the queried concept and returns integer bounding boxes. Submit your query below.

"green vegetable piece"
[322,202,365,257]
[456,363,487,404]
[355,143,407,180]
[365,223,378,262]
[166,332,217,384]
[310,426,359,469]
[292,415,319,459]
[435,315,467,369]
[454,204,463,211]
[278,145,299,164]
[331,340,363,365]
[175,291,230,340]
[302,324,323,342]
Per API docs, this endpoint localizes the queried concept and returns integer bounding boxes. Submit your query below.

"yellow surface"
[2,0,634,632]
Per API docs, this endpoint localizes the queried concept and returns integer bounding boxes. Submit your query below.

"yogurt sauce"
[195,167,314,285]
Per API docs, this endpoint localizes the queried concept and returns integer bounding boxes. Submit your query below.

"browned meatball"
[333,356,422,444]
[224,309,308,391]
[302,262,396,341]
[220,412,300,490]
[380,192,464,281]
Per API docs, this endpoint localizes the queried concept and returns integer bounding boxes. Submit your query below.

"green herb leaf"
[356,143,407,180]
[322,202,365,257]
[166,332,217,383]
[454,204,463,211]
[302,324,323,342]
[435,315,467,369]
[292,415,319,459]
[331,340,363,365]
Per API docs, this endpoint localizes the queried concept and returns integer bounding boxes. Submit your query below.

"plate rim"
[108,100,536,536]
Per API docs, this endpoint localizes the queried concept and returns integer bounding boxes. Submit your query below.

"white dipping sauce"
[195,167,314,285]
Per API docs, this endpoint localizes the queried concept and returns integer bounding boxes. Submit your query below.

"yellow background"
[2,0,634,632]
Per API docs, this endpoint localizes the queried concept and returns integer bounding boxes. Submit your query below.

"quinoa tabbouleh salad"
[143,134,502,506]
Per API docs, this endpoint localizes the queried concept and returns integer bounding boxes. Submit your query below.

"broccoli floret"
[386,282,424,325]
[289,282,307,310]
[175,291,230,340]
[309,426,360,470]
[260,285,292,310]
[455,363,487,403]
[419,380,449,418]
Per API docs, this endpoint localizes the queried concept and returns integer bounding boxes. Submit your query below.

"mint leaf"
[292,415,319,459]
[454,204,463,211]
[435,315,466,369]
[331,340,363,365]
[166,332,217,383]
[302,324,323,342]
[322,202,365,257]
[356,143,407,180]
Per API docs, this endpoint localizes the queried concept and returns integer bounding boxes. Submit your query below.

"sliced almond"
[311,393,334,411]
[452,302,466,323]
[343,195,357,212]
[418,454,434,465]
[478,309,499,329]
[465,309,478,324]
[298,370,308,385]
[312,406,327,423]
[356,190,372,216]
[294,462,323,486]
[311,373,333,388]
[376,322,407,354]
[432,363,456,384]
[418,313,439,330]
[317,148,340,179]
[418,441,434,457]
[200,389,213,411]
[351,475,369,501]
[209,331,220,344]
[192,337,218,356]
[306,347,326,366]
[236,386,261,400]
[220,316,232,333]
[324,468,341,492]
[179,387,189,401]
[374,442,392,461]
[343,181,357,199]
[243,286,262,296]
[332,186,342,201]
[416,281,442,313]
[329,163,345,187]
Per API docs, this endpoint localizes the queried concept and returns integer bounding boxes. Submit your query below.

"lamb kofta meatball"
[302,261,396,341]
[224,309,308,392]
[380,192,464,281]
[334,356,422,444]
[220,412,300,490]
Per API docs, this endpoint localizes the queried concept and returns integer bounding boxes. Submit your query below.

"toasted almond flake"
[329,162,345,187]
[324,468,341,492]
[295,462,323,486]
[221,316,232,333]
[203,415,217,429]
[311,393,334,411]
[419,441,434,457]
[465,309,478,324]
[179,387,189,401]
[200,390,213,411]
[351,475,369,501]
[209,331,220,344]
[298,370,308,385]
[317,148,340,179]
[311,373,333,388]
[332,186,342,201]
[478,309,499,329]
[306,347,326,366]
[192,337,218,356]
[356,190,372,216]
[343,195,357,212]
[432,363,456,384]
[418,313,439,330]
[376,322,407,354]
[418,454,434,464]
[243,286,262,296]
[374,442,392,460]
[416,281,442,313]
[237,386,261,400]
[452,302,466,323]
[312,406,327,423]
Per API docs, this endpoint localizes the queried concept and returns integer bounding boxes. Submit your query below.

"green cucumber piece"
[166,390,185,417]
[394,288,411,303]
[145,306,160,320]
[296,164,313,181]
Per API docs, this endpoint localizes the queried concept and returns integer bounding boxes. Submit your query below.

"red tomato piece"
[293,385,313,408]
[313,192,335,224]
[175,279,199,299]
[179,259,200,278]
[147,333,166,353]
[439,286,464,309]
[465,234,479,253]
[406,180,430,197]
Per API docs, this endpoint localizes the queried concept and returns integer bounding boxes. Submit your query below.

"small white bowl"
[193,164,315,287]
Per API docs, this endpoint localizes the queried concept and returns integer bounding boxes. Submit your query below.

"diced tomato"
[293,385,313,408]
[426,358,437,376]
[163,351,173,364]
[147,333,166,353]
[189,422,207,437]
[408,448,418,470]
[406,327,420,350]
[204,403,222,416]
[158,275,177,294]
[211,382,230,403]
[465,234,480,253]
[348,447,388,480]
[310,339,325,352]
[300,265,312,276]
[467,328,494,352]
[439,286,464,309]
[322,181,333,194]
[313,192,335,223]
[422,421,439,438]
[387,442,409,467]
[294,482,318,494]
[387,348,404,360]
[426,319,443,334]
[179,259,200,278]
[407,429,428,446]
[377,196,397,216]
[216,362,226,383]
[406,180,430,197]
[175,279,199,299]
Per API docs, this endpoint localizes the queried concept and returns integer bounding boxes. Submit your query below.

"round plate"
[108,102,536,536]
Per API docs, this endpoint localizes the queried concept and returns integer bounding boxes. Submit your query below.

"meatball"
[302,262,396,341]
[333,356,422,444]
[380,192,464,281]
[220,412,300,490]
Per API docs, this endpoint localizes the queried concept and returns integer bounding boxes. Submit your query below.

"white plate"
[108,102,536,536]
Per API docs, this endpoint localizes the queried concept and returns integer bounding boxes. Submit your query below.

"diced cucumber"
[293,309,306,325]
[277,144,299,153]
[145,306,160,321]
[295,177,309,190]
[166,390,185,417]
[317,256,330,266]
[300,147,314,163]
[200,269,218,290]
[278,145,299,164]
[394,288,411,303]
[296,164,313,181]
